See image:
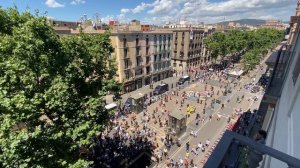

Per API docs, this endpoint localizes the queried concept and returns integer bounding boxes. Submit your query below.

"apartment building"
[170,28,214,73]
[110,30,173,92]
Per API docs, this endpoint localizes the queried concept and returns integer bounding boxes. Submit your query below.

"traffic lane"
[121,76,181,102]
[168,116,228,163]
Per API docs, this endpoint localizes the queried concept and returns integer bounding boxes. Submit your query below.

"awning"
[228,70,244,76]
[105,103,117,110]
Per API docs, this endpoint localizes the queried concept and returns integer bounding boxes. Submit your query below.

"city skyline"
[0,0,296,24]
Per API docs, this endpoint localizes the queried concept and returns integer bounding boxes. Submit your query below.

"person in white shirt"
[179,157,183,166]
[197,142,203,152]
[190,130,194,136]
[205,139,210,147]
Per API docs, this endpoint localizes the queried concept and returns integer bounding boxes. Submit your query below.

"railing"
[204,131,300,168]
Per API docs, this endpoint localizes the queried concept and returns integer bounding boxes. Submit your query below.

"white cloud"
[121,8,130,14]
[132,2,150,13]
[116,0,295,24]
[147,0,173,14]
[45,0,64,8]
[71,0,86,5]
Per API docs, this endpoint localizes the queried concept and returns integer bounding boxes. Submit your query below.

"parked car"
[178,75,190,85]
[153,83,169,95]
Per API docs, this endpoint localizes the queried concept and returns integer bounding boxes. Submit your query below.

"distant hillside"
[283,21,289,24]
[216,19,266,26]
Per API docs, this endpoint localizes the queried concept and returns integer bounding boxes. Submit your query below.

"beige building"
[228,22,236,27]
[166,28,214,73]
[56,20,173,92]
[260,19,287,30]
[110,30,173,92]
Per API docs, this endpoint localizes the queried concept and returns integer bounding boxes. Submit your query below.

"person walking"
[205,139,210,147]
[186,142,190,152]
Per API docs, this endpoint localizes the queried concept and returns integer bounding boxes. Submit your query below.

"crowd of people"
[90,132,154,167]
[87,60,266,168]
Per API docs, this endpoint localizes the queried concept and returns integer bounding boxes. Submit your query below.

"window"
[146,66,151,74]
[124,48,128,58]
[135,68,143,76]
[146,56,151,64]
[136,38,139,46]
[124,60,129,69]
[136,57,143,66]
[292,53,300,84]
[146,47,149,55]
[136,47,140,56]
[123,38,127,48]
[125,71,130,79]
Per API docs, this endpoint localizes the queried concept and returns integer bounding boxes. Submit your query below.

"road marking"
[158,77,263,167]
[149,125,165,136]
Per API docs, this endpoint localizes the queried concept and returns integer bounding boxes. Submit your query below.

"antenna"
[95,12,102,24]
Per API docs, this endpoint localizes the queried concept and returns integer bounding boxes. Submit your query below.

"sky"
[0,0,297,24]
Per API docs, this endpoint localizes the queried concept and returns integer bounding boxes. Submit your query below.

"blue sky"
[0,0,296,24]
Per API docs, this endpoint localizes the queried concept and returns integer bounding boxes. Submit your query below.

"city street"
[113,52,270,168]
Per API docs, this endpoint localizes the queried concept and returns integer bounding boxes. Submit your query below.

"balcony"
[204,131,300,168]
[134,70,144,78]
[263,45,288,104]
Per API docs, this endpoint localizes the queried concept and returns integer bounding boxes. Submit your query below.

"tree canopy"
[0,7,121,168]
[204,28,284,70]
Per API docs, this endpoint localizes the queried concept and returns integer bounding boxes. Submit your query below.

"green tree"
[204,27,284,70]
[0,8,120,168]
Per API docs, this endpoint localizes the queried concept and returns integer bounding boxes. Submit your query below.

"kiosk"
[168,110,187,137]
[125,93,145,113]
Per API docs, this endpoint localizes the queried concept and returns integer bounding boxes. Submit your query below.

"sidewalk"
[120,75,181,103]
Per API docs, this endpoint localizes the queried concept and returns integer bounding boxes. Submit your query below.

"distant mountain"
[283,21,289,24]
[216,19,266,26]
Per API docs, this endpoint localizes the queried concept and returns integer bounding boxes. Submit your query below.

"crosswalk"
[148,124,166,148]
